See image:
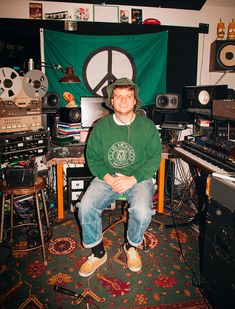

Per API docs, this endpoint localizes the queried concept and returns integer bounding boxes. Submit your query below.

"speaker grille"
[42,92,60,113]
[218,43,235,70]
[156,94,181,109]
[210,40,235,72]
[59,107,81,123]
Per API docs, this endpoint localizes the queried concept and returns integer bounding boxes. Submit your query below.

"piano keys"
[171,137,235,174]
[172,146,227,173]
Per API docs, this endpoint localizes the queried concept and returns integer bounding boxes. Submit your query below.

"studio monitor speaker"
[59,107,81,123]
[155,94,181,110]
[183,85,228,110]
[42,92,60,113]
[209,40,235,72]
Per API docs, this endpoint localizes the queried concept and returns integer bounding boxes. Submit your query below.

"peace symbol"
[82,46,136,96]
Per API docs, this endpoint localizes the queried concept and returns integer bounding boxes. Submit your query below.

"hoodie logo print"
[108,142,135,168]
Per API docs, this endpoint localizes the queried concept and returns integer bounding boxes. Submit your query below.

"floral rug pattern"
[0,209,208,308]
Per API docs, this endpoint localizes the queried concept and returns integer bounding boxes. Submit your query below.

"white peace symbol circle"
[83,46,136,96]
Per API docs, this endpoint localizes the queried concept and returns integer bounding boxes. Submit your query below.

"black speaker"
[210,40,235,72]
[59,107,81,123]
[183,85,228,110]
[155,94,181,110]
[201,198,235,308]
[42,92,60,113]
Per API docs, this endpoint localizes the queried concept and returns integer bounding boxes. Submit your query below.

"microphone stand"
[53,285,89,308]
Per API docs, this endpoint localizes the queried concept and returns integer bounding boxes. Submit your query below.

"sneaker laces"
[88,254,98,262]
[128,247,138,258]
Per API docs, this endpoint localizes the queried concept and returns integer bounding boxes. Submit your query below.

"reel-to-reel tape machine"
[0,67,48,133]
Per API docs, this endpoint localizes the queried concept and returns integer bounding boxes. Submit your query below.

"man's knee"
[129,205,152,223]
[77,196,93,219]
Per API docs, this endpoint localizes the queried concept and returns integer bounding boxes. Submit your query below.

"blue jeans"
[77,177,155,248]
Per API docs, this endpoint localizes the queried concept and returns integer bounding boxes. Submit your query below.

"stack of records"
[57,122,82,140]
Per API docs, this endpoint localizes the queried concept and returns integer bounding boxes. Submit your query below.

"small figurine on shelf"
[227,19,235,40]
[217,18,225,40]
[63,91,77,107]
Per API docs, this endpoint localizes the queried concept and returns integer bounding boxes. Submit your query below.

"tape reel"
[23,69,48,99]
[0,67,22,100]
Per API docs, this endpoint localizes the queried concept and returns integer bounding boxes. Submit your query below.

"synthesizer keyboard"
[172,146,227,173]
[171,135,235,173]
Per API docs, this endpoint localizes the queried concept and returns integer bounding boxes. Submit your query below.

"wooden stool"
[0,176,51,266]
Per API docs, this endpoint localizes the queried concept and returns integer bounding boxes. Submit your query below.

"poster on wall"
[131,9,142,24]
[93,5,119,23]
[74,7,90,21]
[44,10,69,20]
[120,10,129,23]
[29,3,43,19]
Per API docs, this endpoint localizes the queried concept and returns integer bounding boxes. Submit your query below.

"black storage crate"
[67,166,93,212]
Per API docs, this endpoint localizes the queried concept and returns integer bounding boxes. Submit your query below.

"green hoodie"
[86,114,162,183]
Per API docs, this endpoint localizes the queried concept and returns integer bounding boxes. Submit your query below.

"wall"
[0,0,234,90]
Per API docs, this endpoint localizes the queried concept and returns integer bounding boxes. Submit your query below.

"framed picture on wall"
[93,5,119,23]
[120,9,129,23]
[29,3,43,19]
[131,8,142,24]
[74,7,90,21]
[44,10,69,20]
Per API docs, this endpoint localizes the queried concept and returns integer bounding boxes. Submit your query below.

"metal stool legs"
[102,202,128,235]
[34,189,50,266]
[0,177,52,266]
[0,192,6,243]
[10,194,14,243]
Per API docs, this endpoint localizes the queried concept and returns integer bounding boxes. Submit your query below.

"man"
[77,78,162,277]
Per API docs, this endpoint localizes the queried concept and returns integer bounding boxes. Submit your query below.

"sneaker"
[124,244,142,272]
[79,252,107,277]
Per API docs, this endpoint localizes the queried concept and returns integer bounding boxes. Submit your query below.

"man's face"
[111,87,136,115]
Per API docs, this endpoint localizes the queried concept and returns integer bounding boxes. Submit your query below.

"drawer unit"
[67,166,93,212]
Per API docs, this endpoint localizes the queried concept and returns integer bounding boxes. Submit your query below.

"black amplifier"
[5,161,37,187]
[0,129,50,164]
[201,175,235,308]
[210,175,235,212]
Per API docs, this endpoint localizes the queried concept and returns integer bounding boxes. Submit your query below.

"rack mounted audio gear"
[0,129,50,164]
[0,115,43,133]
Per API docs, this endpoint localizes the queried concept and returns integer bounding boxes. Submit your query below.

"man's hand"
[103,173,137,193]
[103,174,117,187]
[111,175,137,193]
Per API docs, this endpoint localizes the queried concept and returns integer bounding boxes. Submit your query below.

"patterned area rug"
[0,206,209,308]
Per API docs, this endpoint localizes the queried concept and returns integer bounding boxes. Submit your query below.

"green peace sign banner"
[42,29,168,107]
